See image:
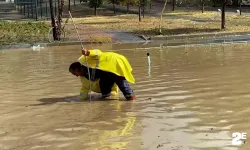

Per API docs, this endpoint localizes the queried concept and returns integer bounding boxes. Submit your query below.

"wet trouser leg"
[99,72,134,100]
[115,76,134,99]
[99,72,114,98]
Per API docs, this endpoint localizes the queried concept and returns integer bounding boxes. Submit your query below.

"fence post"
[16,0,19,12]
[23,2,26,15]
[32,1,34,18]
[46,1,48,17]
[40,0,43,18]
[35,0,38,20]
[20,3,23,14]
[27,3,30,18]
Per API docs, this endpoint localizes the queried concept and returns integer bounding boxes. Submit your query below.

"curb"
[0,44,32,50]
[2,31,250,50]
[0,41,110,50]
[0,40,147,50]
[150,31,250,41]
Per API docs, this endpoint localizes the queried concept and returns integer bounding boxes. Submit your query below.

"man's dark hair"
[69,62,82,71]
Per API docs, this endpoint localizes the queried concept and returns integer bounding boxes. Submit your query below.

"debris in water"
[210,128,213,130]
[32,45,44,51]
[157,144,163,148]
[206,134,208,136]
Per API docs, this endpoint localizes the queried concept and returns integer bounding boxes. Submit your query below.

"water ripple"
[1,44,250,149]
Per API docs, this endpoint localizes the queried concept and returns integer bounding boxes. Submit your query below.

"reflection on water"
[1,43,250,150]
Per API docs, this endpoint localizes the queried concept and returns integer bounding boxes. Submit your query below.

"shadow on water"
[32,95,128,106]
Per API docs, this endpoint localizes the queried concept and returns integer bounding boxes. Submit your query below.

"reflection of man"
[95,101,136,149]
[69,48,136,101]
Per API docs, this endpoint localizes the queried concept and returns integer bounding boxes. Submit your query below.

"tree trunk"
[221,0,226,30]
[49,0,59,40]
[127,3,129,13]
[68,0,71,11]
[94,5,97,16]
[172,0,175,11]
[239,1,242,15]
[159,0,168,34]
[142,4,145,18]
[201,0,205,13]
[139,5,141,22]
[35,0,38,20]
[113,0,116,14]
[57,0,64,40]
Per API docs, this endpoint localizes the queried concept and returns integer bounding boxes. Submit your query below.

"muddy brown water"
[0,43,250,150]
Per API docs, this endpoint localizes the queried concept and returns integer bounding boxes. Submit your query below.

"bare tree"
[57,0,64,40]
[138,0,142,22]
[159,0,167,34]
[49,0,58,40]
[221,0,232,30]
[201,0,205,13]
[172,0,175,11]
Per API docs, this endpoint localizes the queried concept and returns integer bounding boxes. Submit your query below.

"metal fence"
[14,0,64,20]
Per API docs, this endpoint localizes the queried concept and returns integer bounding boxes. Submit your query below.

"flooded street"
[1,43,250,150]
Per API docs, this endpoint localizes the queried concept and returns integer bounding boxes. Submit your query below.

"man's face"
[70,68,84,77]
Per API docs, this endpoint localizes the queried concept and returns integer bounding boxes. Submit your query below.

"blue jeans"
[99,71,134,100]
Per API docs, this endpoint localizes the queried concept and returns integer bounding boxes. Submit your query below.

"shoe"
[127,96,136,100]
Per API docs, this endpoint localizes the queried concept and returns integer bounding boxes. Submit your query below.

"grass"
[0,21,50,45]
[73,12,250,36]
[87,35,113,43]
[167,11,219,18]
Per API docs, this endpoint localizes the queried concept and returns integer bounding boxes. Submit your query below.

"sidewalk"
[0,2,26,20]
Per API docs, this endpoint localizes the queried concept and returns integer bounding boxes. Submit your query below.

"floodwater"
[0,43,250,150]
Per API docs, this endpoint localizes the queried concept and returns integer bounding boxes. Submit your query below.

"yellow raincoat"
[78,49,135,100]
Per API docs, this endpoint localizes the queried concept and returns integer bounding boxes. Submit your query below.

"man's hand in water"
[82,48,90,56]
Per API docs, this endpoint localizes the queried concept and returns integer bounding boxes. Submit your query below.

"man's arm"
[82,48,102,57]
[80,85,89,100]
[79,77,90,100]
